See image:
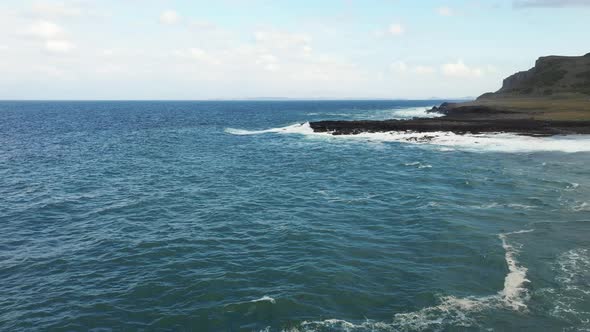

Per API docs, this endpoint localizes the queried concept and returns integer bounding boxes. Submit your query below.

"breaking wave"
[304,106,441,120]
[390,106,444,119]
[226,122,590,153]
[225,123,315,136]
[264,230,534,332]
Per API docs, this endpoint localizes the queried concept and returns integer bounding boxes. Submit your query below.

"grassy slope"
[459,96,590,121]
[454,54,590,121]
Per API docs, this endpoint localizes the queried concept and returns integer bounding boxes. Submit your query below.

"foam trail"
[498,229,534,310]
[225,123,315,136]
[226,122,590,153]
[251,296,276,304]
[292,230,534,332]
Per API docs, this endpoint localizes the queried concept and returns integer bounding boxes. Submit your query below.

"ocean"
[1,100,589,331]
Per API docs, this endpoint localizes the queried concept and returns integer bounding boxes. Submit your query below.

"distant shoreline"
[0,98,472,102]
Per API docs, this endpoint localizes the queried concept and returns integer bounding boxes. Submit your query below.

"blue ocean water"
[0,100,589,331]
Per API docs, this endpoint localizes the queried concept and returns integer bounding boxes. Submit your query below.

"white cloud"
[28,20,63,38]
[30,2,83,17]
[254,30,311,50]
[256,54,278,63]
[0,2,509,99]
[172,48,221,65]
[391,62,435,75]
[45,39,74,53]
[441,60,484,77]
[189,20,217,30]
[513,0,590,8]
[390,61,408,72]
[388,23,404,36]
[263,63,280,72]
[189,48,206,57]
[414,65,435,74]
[255,53,280,72]
[160,10,180,25]
[95,64,125,75]
[26,20,75,53]
[287,57,363,82]
[33,64,68,78]
[437,6,454,16]
[190,48,221,64]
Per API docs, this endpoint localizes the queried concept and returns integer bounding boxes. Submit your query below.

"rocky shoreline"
[311,53,590,137]
[309,103,590,136]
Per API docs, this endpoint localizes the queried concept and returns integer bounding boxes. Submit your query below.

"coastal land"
[310,53,590,136]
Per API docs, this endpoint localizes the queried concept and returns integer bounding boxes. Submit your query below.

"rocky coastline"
[310,53,590,137]
[309,103,590,136]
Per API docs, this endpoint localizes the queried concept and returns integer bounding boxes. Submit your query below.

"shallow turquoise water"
[0,101,589,331]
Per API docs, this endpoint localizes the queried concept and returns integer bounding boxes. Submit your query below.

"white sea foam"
[284,230,535,332]
[536,248,590,328]
[225,123,315,136]
[391,106,443,119]
[226,122,590,153]
[498,229,534,310]
[251,295,276,304]
[476,203,537,210]
[225,295,277,310]
[404,161,432,169]
[304,106,441,121]
[573,202,590,211]
[557,248,590,289]
[329,131,590,153]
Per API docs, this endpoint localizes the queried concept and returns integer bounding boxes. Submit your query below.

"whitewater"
[3,100,589,331]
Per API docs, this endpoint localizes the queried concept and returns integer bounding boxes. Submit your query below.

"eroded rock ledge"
[309,104,590,136]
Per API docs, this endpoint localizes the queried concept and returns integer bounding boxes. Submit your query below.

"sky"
[0,0,589,100]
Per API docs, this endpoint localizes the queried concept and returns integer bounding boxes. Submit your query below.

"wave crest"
[226,123,590,153]
[225,123,314,136]
[269,230,534,332]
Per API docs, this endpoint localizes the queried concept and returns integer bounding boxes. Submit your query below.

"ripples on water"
[0,101,589,331]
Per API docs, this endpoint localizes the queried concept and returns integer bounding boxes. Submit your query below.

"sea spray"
[227,123,590,153]
[292,230,535,332]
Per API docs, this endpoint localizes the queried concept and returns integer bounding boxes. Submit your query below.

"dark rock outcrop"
[310,118,590,136]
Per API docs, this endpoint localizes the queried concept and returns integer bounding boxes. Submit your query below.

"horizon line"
[0,97,474,102]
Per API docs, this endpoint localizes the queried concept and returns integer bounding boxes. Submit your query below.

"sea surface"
[1,100,589,331]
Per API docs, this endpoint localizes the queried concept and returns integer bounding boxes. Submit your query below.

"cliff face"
[479,53,590,99]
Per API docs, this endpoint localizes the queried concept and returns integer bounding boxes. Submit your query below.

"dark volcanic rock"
[309,118,590,136]
[312,99,590,136]
[427,102,456,114]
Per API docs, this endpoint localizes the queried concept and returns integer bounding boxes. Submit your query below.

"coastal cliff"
[310,53,590,136]
[480,53,590,99]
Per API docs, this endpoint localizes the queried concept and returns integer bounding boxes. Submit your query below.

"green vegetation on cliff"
[463,53,590,121]
[480,53,590,99]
